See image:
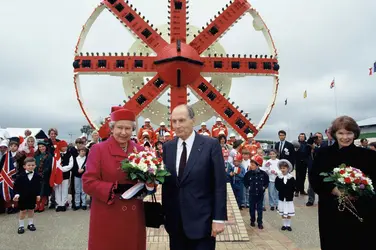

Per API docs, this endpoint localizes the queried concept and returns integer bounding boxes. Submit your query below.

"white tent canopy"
[4,128,48,139]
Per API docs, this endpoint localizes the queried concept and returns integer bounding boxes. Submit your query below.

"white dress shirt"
[175,132,224,224]
[175,131,195,175]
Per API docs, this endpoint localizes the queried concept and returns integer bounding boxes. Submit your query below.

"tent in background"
[5,128,48,140]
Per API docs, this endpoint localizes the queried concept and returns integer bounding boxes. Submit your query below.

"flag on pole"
[303,90,307,99]
[285,98,288,105]
[369,62,376,76]
[330,78,335,89]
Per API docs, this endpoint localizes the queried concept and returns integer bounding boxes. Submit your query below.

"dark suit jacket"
[162,132,227,239]
[14,172,41,201]
[274,141,295,166]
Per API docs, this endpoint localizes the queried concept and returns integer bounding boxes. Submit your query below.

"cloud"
[1,0,375,142]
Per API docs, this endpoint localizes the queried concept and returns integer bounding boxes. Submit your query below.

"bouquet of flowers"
[320,164,375,222]
[121,151,171,191]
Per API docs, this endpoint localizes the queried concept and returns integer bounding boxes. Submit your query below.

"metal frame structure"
[73,0,280,139]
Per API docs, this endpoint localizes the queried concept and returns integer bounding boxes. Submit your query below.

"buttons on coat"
[132,205,136,211]
[122,206,127,211]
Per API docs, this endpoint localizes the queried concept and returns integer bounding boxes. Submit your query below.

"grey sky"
[1,0,375,142]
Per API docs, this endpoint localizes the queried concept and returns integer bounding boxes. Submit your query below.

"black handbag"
[143,194,164,228]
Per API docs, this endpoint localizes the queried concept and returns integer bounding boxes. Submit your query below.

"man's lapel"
[170,138,178,178]
[180,132,204,184]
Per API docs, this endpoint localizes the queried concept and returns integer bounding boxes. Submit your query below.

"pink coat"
[83,136,146,250]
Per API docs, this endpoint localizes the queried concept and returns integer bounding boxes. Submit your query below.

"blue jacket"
[227,162,246,183]
[243,168,269,196]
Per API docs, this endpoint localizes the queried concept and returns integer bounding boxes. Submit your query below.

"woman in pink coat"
[83,107,146,250]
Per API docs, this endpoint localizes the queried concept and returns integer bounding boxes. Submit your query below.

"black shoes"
[49,204,56,209]
[18,227,25,234]
[281,226,292,231]
[258,224,264,230]
[301,191,308,195]
[263,207,266,211]
[81,206,87,210]
[73,206,80,211]
[270,207,275,211]
[27,224,36,231]
[250,222,256,227]
[306,202,314,206]
[294,192,299,197]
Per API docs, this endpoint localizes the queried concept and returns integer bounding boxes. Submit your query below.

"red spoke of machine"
[103,0,168,53]
[170,85,188,112]
[189,0,251,55]
[190,76,258,137]
[121,74,169,116]
[201,56,279,75]
[169,0,187,43]
[73,55,157,73]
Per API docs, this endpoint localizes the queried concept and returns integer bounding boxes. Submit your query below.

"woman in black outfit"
[310,116,376,250]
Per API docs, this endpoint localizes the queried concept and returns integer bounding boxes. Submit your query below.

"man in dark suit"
[162,105,227,250]
[274,130,295,167]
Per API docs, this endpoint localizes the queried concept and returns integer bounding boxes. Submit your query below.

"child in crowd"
[55,141,71,212]
[19,136,37,158]
[154,141,163,159]
[244,155,269,229]
[275,159,296,231]
[227,153,246,209]
[13,157,41,234]
[241,150,251,208]
[34,141,52,213]
[263,150,280,211]
[72,148,88,210]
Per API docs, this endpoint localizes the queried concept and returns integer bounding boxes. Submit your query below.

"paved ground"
[0,183,320,250]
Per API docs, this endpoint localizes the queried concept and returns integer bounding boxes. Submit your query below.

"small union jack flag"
[0,152,16,201]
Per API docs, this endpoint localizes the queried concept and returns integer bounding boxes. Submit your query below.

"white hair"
[109,120,136,131]
[91,130,99,136]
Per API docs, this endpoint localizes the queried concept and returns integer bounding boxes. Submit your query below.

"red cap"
[58,140,68,149]
[251,155,263,166]
[110,107,136,122]
[234,153,243,162]
[111,106,124,113]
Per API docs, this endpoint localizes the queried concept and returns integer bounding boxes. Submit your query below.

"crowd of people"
[1,112,376,250]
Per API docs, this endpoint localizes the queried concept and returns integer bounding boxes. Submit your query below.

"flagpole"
[333,77,338,117]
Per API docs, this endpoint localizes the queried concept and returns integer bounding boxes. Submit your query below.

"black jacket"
[296,141,310,163]
[243,168,269,196]
[72,156,87,178]
[45,138,61,154]
[310,142,376,250]
[60,151,72,180]
[14,172,41,200]
[275,176,295,201]
[274,141,295,167]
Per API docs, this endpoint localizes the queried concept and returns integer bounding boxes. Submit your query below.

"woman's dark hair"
[155,141,163,149]
[217,135,227,144]
[330,116,360,140]
[232,140,243,149]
